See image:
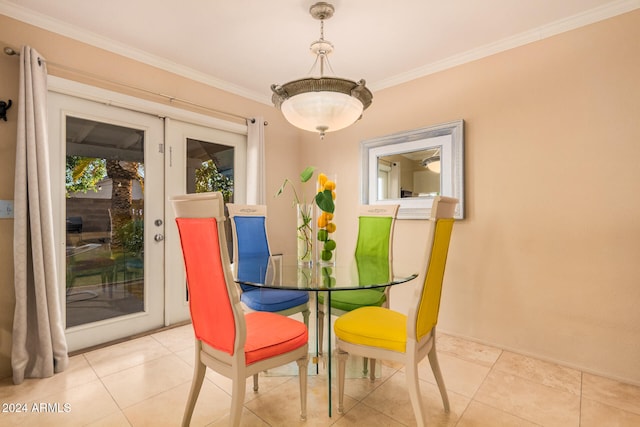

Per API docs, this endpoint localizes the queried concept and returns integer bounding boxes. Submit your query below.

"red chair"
[171,192,309,426]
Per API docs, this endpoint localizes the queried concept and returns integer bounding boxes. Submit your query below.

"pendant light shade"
[271,2,373,138]
[422,151,441,173]
[273,77,372,135]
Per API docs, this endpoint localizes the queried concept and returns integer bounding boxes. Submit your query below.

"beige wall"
[1,10,639,385]
[0,33,19,382]
[300,10,640,385]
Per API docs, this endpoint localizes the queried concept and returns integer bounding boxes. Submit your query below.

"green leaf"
[300,166,316,183]
[275,179,287,197]
[315,190,335,213]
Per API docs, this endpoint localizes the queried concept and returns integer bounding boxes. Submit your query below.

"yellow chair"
[171,193,309,427]
[334,196,458,426]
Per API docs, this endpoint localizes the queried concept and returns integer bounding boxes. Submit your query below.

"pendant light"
[421,149,441,173]
[271,2,373,139]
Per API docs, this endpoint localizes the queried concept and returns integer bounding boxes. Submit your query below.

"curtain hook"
[0,99,12,121]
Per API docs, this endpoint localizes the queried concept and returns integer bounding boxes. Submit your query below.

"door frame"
[48,76,248,349]
[49,91,166,350]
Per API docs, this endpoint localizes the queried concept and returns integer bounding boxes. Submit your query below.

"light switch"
[0,200,14,218]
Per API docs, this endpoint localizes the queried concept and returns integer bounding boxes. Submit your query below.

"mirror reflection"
[377,148,441,200]
[361,119,464,219]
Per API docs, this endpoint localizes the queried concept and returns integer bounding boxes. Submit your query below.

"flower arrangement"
[276,166,316,264]
[276,167,337,265]
[315,173,336,263]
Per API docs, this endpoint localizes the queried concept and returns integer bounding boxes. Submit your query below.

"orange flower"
[324,180,336,191]
[317,213,328,228]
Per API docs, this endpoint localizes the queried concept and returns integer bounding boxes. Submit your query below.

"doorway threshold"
[68,320,192,356]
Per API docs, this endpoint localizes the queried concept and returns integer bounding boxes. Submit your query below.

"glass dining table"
[234,254,418,416]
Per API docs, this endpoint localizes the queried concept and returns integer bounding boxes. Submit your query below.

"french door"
[164,119,246,323]
[49,92,165,351]
[48,79,248,351]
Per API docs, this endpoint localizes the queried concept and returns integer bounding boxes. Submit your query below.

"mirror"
[361,120,464,219]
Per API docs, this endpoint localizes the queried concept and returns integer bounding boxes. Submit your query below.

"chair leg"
[368,358,376,381]
[405,361,427,427]
[252,373,259,392]
[296,354,309,420]
[302,307,310,328]
[337,349,349,414]
[428,342,450,412]
[229,372,246,427]
[318,309,325,355]
[363,357,369,376]
[182,350,206,427]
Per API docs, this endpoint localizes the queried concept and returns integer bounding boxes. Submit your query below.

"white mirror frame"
[361,119,464,219]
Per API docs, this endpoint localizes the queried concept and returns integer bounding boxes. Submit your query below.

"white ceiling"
[2,0,638,105]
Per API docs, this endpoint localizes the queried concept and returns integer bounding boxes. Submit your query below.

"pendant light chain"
[319,18,326,76]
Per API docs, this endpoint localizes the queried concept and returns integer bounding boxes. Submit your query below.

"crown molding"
[0,0,271,104]
[3,0,639,102]
[371,0,640,91]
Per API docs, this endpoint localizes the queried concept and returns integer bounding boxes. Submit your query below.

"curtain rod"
[4,46,263,125]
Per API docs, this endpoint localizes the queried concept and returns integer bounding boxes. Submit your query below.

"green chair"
[317,204,399,364]
[334,196,458,427]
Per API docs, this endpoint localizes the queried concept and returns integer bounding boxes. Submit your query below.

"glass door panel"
[164,119,246,323]
[186,138,235,257]
[65,117,146,327]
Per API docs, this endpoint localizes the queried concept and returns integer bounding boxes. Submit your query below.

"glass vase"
[296,203,314,266]
[315,173,337,266]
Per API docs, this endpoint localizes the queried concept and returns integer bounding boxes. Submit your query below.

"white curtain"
[246,117,266,204]
[12,46,68,384]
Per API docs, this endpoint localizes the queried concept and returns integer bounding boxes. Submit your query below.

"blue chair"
[227,204,310,325]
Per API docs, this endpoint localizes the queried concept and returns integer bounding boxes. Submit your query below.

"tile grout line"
[579,371,583,427]
[82,353,133,426]
[453,347,503,426]
[461,349,548,426]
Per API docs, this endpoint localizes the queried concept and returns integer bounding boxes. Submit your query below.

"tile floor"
[1,319,639,426]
